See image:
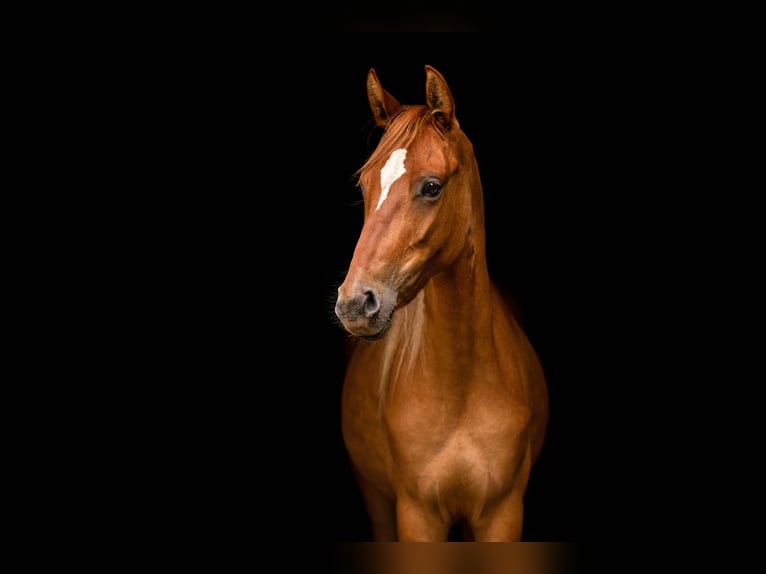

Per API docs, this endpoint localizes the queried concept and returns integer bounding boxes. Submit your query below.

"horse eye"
[422,181,442,198]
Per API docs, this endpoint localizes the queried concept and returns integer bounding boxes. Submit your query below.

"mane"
[376,290,426,413]
[354,105,448,184]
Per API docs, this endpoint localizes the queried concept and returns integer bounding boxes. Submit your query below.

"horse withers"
[334,65,549,542]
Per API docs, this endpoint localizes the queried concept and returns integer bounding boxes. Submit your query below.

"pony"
[334,65,549,541]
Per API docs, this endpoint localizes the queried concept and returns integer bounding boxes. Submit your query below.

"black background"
[130,32,661,552]
[71,7,743,568]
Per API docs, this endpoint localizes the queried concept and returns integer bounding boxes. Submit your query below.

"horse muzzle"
[335,283,397,340]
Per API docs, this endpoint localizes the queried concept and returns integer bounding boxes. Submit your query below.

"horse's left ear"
[424,65,459,130]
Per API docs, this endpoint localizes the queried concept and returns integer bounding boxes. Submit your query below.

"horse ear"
[424,65,459,130]
[367,68,402,128]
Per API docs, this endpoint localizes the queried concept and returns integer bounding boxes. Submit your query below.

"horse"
[334,65,549,542]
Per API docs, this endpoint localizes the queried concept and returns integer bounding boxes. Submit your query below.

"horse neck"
[379,192,501,407]
[424,159,494,350]
[381,231,497,409]
[424,232,494,353]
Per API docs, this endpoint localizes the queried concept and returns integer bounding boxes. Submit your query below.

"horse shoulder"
[490,282,549,464]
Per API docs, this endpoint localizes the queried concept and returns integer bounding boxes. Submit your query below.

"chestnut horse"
[334,65,549,542]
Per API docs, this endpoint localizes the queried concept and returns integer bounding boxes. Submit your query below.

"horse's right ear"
[367,68,402,128]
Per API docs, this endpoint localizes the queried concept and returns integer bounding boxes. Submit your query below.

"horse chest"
[342,348,528,495]
[383,399,526,506]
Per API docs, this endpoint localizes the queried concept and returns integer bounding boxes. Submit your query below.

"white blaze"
[375,148,407,211]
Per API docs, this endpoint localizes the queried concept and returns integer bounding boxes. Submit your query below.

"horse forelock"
[355,106,450,185]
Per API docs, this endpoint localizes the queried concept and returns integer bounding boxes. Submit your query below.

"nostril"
[362,288,380,318]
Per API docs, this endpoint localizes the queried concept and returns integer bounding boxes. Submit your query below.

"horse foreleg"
[353,471,398,541]
[471,491,525,541]
[396,496,450,542]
